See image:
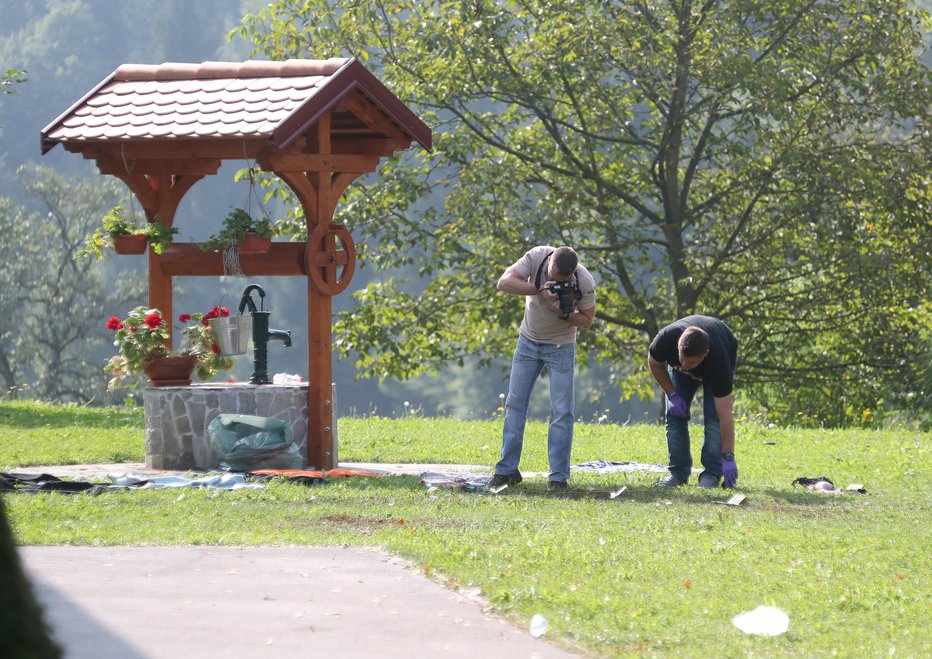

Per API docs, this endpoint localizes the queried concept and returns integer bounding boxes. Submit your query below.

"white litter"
[732,605,789,636]
[272,373,304,384]
[529,613,549,637]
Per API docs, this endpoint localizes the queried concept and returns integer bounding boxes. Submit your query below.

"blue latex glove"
[666,392,689,419]
[722,456,738,488]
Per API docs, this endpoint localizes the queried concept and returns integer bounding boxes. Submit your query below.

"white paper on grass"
[529,614,549,637]
[732,605,789,636]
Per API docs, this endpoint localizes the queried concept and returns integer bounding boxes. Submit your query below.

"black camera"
[548,280,581,314]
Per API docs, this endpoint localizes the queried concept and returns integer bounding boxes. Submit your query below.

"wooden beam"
[77,140,272,161]
[155,243,306,276]
[97,156,222,176]
[276,171,318,213]
[256,153,380,173]
[76,137,400,161]
[336,91,411,146]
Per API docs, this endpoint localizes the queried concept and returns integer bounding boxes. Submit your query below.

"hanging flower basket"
[238,231,272,254]
[143,355,198,387]
[112,233,148,255]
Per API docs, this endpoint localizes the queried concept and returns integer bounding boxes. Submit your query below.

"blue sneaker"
[697,472,720,489]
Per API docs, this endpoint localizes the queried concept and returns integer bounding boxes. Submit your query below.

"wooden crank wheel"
[306,222,356,296]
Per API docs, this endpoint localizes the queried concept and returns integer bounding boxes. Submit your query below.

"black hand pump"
[238,284,291,384]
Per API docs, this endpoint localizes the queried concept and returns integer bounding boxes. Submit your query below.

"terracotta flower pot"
[112,234,148,255]
[238,232,272,254]
[143,355,197,387]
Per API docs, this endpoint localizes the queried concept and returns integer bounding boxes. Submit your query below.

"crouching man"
[648,315,738,488]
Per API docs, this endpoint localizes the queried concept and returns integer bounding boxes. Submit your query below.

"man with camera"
[647,315,739,489]
[489,245,597,491]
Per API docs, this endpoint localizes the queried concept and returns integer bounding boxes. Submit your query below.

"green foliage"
[1,67,26,95]
[1,166,145,403]
[2,401,930,657]
[144,215,177,255]
[237,0,932,426]
[199,207,275,251]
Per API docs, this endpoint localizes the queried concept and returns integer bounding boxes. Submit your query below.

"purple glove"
[722,456,738,488]
[666,392,689,419]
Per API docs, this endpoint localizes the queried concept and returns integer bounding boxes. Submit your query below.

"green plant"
[200,207,274,251]
[76,205,177,260]
[144,216,177,254]
[103,305,234,390]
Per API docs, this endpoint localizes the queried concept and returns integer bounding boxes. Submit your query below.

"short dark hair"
[678,326,709,357]
[552,246,578,276]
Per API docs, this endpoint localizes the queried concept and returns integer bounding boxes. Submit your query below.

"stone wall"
[143,383,312,470]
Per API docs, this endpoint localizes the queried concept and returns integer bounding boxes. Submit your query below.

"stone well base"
[143,383,311,470]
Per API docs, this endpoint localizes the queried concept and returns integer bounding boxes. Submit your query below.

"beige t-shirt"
[510,246,597,345]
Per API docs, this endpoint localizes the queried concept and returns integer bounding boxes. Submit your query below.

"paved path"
[21,546,580,659]
[14,463,578,659]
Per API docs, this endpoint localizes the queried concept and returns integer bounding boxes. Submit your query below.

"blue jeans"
[496,334,576,482]
[665,368,722,483]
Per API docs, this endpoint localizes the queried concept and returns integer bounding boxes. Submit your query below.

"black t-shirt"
[649,315,738,397]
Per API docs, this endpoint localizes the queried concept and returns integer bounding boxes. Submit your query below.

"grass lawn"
[1,400,929,657]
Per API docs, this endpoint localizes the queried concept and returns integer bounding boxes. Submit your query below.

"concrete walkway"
[13,463,579,659]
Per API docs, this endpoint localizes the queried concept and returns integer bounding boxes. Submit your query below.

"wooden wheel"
[306,222,356,295]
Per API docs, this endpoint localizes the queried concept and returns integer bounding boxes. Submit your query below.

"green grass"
[2,401,930,657]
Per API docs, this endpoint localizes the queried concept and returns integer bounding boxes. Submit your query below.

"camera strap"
[533,251,555,290]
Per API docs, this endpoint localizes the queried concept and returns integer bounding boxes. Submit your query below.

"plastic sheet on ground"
[420,471,493,491]
[0,471,263,493]
[109,473,263,490]
[247,468,383,487]
[1,472,103,494]
[571,460,668,474]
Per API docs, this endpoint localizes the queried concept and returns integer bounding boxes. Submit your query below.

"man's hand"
[539,281,558,300]
[666,392,689,419]
[722,456,738,488]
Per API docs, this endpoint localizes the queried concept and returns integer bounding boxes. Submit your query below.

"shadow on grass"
[761,487,867,506]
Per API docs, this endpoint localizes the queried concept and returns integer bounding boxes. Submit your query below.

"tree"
[1,68,26,95]
[238,0,931,426]
[0,166,145,402]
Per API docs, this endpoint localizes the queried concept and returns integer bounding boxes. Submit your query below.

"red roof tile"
[41,58,431,154]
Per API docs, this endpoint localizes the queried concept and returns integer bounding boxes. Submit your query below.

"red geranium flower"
[219,307,230,317]
[211,342,220,354]
[129,326,138,332]
[144,312,163,329]
[178,313,192,323]
[106,316,124,331]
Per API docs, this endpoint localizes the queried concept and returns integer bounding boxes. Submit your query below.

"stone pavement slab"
[21,545,582,659]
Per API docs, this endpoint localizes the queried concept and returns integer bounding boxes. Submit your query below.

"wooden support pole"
[305,113,335,470]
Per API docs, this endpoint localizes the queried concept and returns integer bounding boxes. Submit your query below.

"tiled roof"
[41,58,430,153]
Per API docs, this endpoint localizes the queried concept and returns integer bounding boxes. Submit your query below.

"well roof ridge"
[113,58,353,81]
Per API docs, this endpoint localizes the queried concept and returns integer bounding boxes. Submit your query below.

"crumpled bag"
[791,476,866,494]
[208,414,304,471]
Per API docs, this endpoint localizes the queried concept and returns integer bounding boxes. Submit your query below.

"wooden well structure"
[41,58,431,469]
